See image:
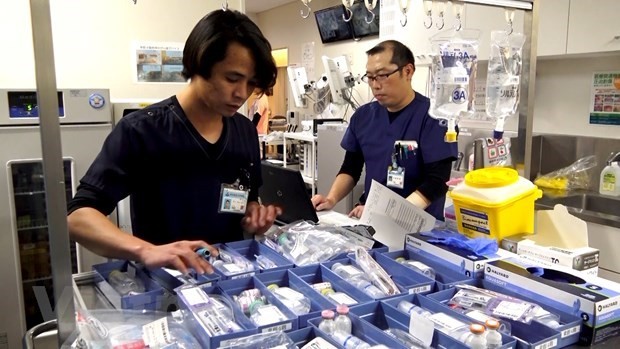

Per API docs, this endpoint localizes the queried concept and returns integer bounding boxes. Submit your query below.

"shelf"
[14,190,46,196]
[301,175,317,185]
[23,276,53,283]
[283,132,317,142]
[18,224,49,231]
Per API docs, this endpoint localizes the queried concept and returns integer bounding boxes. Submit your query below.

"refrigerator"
[0,88,112,348]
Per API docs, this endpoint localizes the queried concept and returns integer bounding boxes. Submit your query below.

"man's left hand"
[348,204,365,219]
[242,201,282,235]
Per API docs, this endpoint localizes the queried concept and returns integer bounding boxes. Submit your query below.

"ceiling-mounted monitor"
[350,0,380,39]
[314,5,354,44]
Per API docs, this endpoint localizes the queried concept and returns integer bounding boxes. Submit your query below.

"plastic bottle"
[334,304,353,334]
[532,307,561,329]
[348,277,387,298]
[397,300,432,318]
[331,263,365,280]
[383,328,428,349]
[600,154,620,196]
[332,263,387,298]
[485,319,503,349]
[465,324,487,349]
[395,257,436,280]
[332,330,371,349]
[107,270,145,296]
[318,310,336,335]
[428,312,478,344]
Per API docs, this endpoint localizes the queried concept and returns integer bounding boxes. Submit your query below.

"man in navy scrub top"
[312,40,457,221]
[67,10,280,275]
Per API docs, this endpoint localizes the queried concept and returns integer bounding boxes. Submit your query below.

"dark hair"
[366,40,415,70]
[182,9,277,93]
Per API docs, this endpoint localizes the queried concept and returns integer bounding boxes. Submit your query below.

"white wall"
[0,0,243,99]
[534,56,620,138]
[256,1,620,138]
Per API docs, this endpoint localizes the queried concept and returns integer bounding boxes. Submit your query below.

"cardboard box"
[501,235,599,276]
[405,232,514,278]
[485,257,620,345]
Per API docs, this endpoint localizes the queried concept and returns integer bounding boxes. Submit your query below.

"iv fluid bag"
[429,33,480,122]
[485,31,525,138]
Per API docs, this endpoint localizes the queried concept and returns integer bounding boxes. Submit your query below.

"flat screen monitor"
[350,1,380,39]
[322,55,349,106]
[314,5,354,44]
[287,66,309,108]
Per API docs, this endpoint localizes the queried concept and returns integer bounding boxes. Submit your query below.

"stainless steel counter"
[536,190,620,229]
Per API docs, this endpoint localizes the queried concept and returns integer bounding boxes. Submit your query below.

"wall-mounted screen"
[350,1,380,39]
[314,5,354,44]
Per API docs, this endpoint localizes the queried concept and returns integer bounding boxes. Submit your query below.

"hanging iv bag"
[429,29,480,143]
[485,31,525,140]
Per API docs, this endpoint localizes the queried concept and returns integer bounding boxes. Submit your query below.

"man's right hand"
[137,240,218,275]
[311,194,336,211]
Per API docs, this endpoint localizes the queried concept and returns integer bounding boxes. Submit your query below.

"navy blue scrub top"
[341,93,457,220]
[79,96,261,245]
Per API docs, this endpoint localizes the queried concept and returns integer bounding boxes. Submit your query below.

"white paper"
[180,287,209,307]
[360,180,436,250]
[301,337,338,349]
[317,210,360,226]
[142,317,172,346]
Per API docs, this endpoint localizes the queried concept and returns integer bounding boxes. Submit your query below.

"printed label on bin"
[492,300,530,320]
[409,312,434,348]
[142,317,172,347]
[261,322,293,333]
[429,312,465,331]
[231,272,255,280]
[460,208,490,234]
[409,285,432,294]
[180,287,210,307]
[561,325,580,338]
[534,338,557,349]
[327,292,358,305]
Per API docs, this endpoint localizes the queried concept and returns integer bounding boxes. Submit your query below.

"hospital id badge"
[219,183,249,214]
[387,167,405,189]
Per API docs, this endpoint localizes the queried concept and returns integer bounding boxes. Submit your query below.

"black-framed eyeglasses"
[361,66,403,84]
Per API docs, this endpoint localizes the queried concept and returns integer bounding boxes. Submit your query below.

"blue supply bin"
[344,251,436,295]
[424,279,582,348]
[377,249,474,290]
[308,309,406,348]
[218,277,299,333]
[175,284,257,349]
[224,239,294,272]
[254,269,334,328]
[286,327,334,348]
[211,243,257,280]
[289,263,374,307]
[92,260,166,311]
[145,267,220,291]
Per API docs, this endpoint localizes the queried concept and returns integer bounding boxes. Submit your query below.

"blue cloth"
[340,93,458,220]
[76,96,261,245]
[420,230,498,256]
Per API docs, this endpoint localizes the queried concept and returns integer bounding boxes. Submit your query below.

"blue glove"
[420,230,498,256]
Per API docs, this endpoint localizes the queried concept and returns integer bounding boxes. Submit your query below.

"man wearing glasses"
[312,40,457,220]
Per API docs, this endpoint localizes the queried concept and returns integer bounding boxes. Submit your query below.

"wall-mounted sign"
[590,71,620,125]
[133,41,185,83]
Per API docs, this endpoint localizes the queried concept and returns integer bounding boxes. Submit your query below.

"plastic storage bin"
[224,239,294,272]
[449,167,542,240]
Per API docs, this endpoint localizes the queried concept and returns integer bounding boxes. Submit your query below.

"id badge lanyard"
[219,168,251,214]
[386,140,418,189]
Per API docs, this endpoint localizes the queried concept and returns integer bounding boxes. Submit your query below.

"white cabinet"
[566,0,620,54]
[537,0,570,57]
[463,3,525,60]
[282,132,317,194]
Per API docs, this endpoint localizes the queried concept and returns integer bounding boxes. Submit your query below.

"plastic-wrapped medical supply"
[486,31,525,140]
[395,257,436,280]
[217,331,297,349]
[176,286,243,337]
[267,284,311,315]
[384,328,430,349]
[534,155,597,192]
[232,288,288,326]
[69,308,201,349]
[449,284,561,328]
[210,248,255,276]
[264,221,359,266]
[429,29,480,142]
[448,303,512,335]
[428,312,486,345]
[354,247,401,296]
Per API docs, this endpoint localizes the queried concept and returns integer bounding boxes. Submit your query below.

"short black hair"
[366,40,415,70]
[182,9,277,93]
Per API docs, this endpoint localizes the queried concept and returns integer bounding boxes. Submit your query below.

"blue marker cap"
[195,247,211,259]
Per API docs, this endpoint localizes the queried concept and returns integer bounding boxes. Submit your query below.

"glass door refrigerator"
[0,88,113,348]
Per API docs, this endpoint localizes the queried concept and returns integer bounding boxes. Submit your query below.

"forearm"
[68,207,153,261]
[326,173,356,204]
[406,190,431,209]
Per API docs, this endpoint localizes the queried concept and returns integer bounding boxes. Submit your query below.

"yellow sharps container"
[449,167,542,240]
